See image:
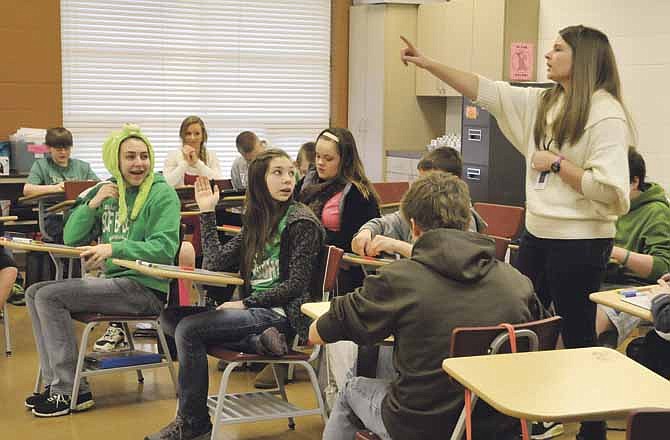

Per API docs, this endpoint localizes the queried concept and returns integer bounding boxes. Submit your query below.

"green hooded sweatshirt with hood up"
[63,124,181,294]
[609,182,670,285]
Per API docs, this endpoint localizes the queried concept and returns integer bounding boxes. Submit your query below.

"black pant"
[516,231,612,349]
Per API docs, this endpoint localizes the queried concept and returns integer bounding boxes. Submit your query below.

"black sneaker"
[530,421,564,439]
[145,415,212,440]
[32,392,95,417]
[575,421,607,440]
[25,386,51,409]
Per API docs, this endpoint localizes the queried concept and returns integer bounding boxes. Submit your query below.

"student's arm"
[200,211,242,272]
[353,211,407,256]
[63,184,109,246]
[313,271,400,346]
[400,36,479,101]
[111,186,181,264]
[192,151,222,179]
[163,150,188,187]
[230,158,244,190]
[242,220,323,309]
[611,214,670,282]
[652,293,670,333]
[23,161,62,196]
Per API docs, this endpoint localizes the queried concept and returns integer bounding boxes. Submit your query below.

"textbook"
[84,350,162,369]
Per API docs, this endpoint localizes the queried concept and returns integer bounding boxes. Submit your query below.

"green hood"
[101,124,155,224]
[631,182,669,212]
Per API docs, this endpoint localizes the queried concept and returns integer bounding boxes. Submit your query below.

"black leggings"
[516,231,612,349]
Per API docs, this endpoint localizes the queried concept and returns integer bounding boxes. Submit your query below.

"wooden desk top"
[301,301,332,320]
[46,200,76,214]
[589,285,654,321]
[0,216,18,223]
[0,176,28,184]
[180,211,202,218]
[216,225,241,234]
[0,237,84,257]
[18,190,65,203]
[442,347,670,422]
[111,259,244,286]
[342,253,394,268]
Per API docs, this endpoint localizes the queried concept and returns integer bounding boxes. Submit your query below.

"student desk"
[216,224,241,235]
[301,301,394,344]
[442,347,670,423]
[589,285,654,322]
[0,216,18,223]
[0,237,83,280]
[18,190,65,241]
[112,259,243,305]
[46,199,76,214]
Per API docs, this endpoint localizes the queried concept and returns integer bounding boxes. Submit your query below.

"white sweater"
[476,77,630,239]
[163,148,222,187]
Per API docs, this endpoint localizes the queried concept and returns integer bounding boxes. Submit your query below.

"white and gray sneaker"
[93,324,129,352]
[530,421,564,439]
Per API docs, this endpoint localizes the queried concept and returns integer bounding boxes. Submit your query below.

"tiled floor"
[0,304,627,439]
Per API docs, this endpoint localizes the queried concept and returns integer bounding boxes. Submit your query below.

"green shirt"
[250,207,292,292]
[27,157,98,185]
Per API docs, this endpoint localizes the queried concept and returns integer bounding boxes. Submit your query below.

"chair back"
[64,180,98,200]
[212,178,233,190]
[373,182,409,206]
[450,316,562,357]
[490,235,511,261]
[627,409,670,440]
[473,202,524,239]
[321,245,344,300]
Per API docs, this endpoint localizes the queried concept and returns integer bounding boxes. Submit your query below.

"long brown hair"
[240,149,294,280]
[179,115,209,164]
[316,128,379,203]
[533,25,635,149]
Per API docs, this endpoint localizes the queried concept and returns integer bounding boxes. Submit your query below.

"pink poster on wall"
[510,42,534,81]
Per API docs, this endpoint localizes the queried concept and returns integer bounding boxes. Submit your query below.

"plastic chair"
[373,182,409,211]
[207,245,344,438]
[627,409,670,440]
[473,202,524,239]
[448,316,562,440]
[490,235,511,261]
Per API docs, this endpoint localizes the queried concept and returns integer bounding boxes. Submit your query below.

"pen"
[621,289,638,298]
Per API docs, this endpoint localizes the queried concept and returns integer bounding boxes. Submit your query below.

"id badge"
[535,171,550,190]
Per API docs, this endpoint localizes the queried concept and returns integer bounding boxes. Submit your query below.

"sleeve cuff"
[474,75,498,110]
[111,241,124,259]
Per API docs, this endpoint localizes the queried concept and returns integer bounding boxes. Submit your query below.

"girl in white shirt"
[401,25,634,440]
[163,116,221,187]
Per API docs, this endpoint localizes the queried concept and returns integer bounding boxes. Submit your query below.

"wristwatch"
[550,155,564,173]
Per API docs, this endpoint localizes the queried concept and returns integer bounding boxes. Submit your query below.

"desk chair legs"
[2,303,11,356]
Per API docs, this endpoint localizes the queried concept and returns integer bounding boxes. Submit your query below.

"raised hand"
[400,36,430,69]
[88,183,119,209]
[194,175,219,212]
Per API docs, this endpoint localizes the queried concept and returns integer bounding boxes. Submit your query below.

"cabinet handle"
[467,128,482,142]
[466,167,481,181]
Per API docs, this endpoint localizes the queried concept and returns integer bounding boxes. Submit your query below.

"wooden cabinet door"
[471,0,505,81]
[416,3,446,96]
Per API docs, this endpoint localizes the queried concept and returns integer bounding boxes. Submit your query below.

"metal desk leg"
[49,253,64,281]
[37,200,53,242]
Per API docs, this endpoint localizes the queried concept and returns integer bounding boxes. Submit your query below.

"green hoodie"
[63,174,180,294]
[612,182,670,284]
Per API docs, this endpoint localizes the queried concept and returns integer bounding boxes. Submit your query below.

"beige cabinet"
[416,0,539,97]
[348,4,443,181]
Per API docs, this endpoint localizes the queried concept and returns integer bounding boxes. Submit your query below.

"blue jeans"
[323,375,392,440]
[160,306,289,424]
[26,278,164,395]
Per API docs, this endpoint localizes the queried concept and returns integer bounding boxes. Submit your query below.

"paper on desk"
[622,295,652,310]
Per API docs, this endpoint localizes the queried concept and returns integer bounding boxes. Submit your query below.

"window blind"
[61,0,331,179]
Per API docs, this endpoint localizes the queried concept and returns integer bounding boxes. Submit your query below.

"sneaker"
[256,327,289,356]
[32,392,95,417]
[25,385,51,409]
[575,421,607,440]
[7,283,25,306]
[145,415,212,440]
[530,421,564,439]
[253,364,289,389]
[94,324,129,352]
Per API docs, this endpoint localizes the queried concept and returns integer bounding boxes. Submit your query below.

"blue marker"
[621,289,638,298]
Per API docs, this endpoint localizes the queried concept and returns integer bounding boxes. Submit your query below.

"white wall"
[537,0,670,191]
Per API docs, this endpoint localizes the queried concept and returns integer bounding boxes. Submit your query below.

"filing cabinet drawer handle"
[467,128,482,142]
[466,167,481,181]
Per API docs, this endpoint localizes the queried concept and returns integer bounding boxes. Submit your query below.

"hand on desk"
[88,183,118,209]
[216,300,246,311]
[194,176,219,212]
[351,229,373,256]
[80,244,113,270]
